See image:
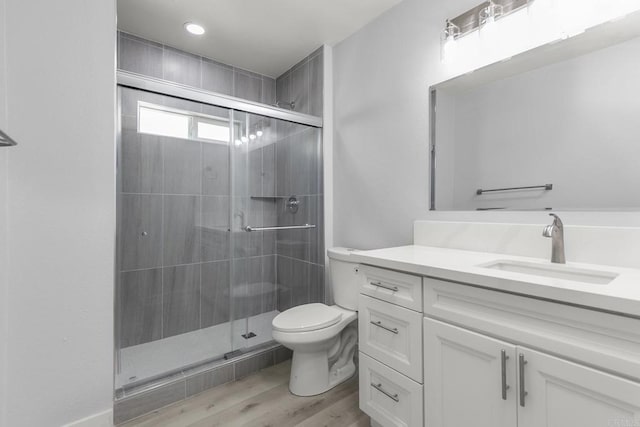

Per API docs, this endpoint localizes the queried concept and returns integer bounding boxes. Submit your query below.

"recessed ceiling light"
[184,22,205,36]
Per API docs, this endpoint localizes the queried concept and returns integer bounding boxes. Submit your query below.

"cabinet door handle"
[501,349,510,400]
[370,320,399,334]
[519,353,528,407]
[371,382,399,402]
[370,281,399,292]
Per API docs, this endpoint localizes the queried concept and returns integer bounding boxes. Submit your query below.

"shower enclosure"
[115,73,323,393]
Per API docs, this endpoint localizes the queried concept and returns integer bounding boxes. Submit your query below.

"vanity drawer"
[361,265,423,311]
[359,352,423,427]
[359,294,423,382]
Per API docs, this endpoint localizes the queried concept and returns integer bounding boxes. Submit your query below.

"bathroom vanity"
[352,221,640,427]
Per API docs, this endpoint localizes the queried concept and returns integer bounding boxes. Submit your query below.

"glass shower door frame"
[115,70,322,392]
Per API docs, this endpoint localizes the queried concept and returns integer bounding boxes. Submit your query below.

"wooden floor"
[120,361,370,427]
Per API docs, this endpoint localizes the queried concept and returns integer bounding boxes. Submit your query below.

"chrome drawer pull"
[370,320,399,334]
[501,350,510,400]
[519,353,528,407]
[371,382,399,402]
[370,281,399,292]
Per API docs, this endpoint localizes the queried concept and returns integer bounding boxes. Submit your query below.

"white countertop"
[349,245,640,317]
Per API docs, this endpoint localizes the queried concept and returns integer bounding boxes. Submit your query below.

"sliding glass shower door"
[116,86,244,389]
[115,84,322,392]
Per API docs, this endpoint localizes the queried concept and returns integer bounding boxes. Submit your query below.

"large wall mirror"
[430,10,640,211]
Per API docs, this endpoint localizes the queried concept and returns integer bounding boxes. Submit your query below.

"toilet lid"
[273,303,342,332]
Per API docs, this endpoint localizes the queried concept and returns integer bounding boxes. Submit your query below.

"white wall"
[332,0,640,250]
[332,0,478,249]
[441,35,640,211]
[3,0,116,426]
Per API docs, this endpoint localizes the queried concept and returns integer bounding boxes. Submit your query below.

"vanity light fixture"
[479,0,504,27]
[441,20,461,62]
[442,0,530,42]
[184,22,205,36]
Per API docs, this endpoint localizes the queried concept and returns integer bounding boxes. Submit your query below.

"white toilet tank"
[327,247,361,311]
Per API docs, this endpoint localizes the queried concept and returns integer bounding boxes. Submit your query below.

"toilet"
[272,247,361,396]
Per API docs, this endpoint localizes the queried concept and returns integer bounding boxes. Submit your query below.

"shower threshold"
[116,310,279,390]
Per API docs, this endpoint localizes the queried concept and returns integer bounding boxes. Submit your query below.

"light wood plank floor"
[120,361,370,427]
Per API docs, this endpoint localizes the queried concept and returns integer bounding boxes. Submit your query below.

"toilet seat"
[273,303,342,332]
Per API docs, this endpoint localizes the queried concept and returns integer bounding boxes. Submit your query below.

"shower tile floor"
[117,310,279,389]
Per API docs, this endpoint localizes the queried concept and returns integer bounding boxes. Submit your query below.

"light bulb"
[479,1,502,45]
[442,35,457,64]
[256,130,263,137]
[441,20,460,64]
[241,136,248,143]
[249,134,256,140]
[184,22,205,36]
[234,139,242,146]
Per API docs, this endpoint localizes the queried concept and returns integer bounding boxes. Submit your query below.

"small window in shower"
[137,102,231,144]
[196,119,230,142]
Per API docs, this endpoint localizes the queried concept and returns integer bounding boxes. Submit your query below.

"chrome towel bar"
[0,128,18,147]
[244,224,315,232]
[476,184,552,195]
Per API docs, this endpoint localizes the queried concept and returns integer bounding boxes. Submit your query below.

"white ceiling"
[117,0,403,78]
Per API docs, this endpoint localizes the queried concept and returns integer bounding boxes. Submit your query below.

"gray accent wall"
[118,31,277,105]
[118,87,239,348]
[117,34,325,350]
[273,48,325,311]
[276,47,324,117]
[273,124,325,312]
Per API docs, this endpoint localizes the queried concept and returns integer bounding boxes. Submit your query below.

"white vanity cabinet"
[423,277,640,427]
[358,264,640,427]
[424,318,640,427]
[358,266,424,427]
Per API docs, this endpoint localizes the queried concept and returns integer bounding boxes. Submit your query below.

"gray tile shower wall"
[271,105,325,310]
[276,255,325,312]
[275,47,324,117]
[117,35,325,350]
[118,87,279,349]
[118,31,277,105]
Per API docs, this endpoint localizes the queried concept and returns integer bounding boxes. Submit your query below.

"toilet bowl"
[272,247,361,396]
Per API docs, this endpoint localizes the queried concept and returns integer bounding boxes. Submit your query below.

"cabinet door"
[424,318,517,427]
[518,347,640,427]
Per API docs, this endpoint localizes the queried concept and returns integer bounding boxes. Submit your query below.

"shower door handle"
[244,224,315,232]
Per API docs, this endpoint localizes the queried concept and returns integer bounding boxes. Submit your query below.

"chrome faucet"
[542,213,566,264]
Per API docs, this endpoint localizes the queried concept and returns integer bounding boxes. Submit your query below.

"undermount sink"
[481,260,619,285]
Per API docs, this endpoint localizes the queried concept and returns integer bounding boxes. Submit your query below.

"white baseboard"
[62,409,113,427]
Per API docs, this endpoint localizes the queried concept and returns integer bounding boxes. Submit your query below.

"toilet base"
[289,351,356,396]
[288,323,358,396]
